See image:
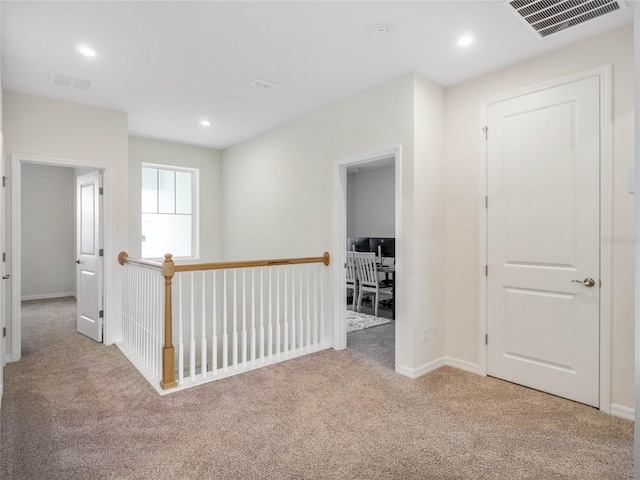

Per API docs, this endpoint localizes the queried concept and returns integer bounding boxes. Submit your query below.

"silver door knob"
[571,278,595,287]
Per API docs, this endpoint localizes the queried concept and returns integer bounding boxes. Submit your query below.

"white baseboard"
[5,354,13,364]
[610,404,634,421]
[445,356,482,375]
[21,292,76,301]
[108,334,123,345]
[396,357,446,379]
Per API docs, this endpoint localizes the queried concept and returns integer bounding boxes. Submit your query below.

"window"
[141,164,198,259]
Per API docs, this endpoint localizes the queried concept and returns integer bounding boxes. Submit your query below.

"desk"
[377,265,395,319]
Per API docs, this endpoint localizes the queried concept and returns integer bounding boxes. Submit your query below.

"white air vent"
[506,0,627,37]
[49,71,96,92]
[251,78,280,91]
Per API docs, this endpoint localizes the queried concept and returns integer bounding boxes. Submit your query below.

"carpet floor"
[0,297,633,479]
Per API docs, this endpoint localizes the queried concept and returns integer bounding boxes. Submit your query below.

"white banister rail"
[118,252,330,394]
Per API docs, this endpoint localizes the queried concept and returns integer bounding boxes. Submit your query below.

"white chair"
[354,251,393,317]
[345,251,358,310]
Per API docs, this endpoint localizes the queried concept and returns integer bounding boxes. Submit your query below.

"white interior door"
[76,171,103,342]
[486,76,600,407]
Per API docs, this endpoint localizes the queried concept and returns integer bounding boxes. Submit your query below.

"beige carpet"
[0,297,633,479]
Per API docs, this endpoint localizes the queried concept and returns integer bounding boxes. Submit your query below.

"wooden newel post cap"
[164,253,173,262]
[118,251,128,265]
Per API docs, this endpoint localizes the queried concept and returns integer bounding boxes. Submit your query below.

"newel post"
[160,253,178,390]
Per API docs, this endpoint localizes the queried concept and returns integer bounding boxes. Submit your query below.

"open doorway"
[333,147,400,370]
[10,154,105,361]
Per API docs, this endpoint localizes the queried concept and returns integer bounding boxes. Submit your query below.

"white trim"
[478,64,613,412]
[610,404,635,422]
[396,357,446,380]
[21,292,76,301]
[445,356,482,375]
[333,146,401,357]
[4,354,12,364]
[10,153,111,362]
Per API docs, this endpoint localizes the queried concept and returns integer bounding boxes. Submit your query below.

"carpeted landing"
[1,297,633,479]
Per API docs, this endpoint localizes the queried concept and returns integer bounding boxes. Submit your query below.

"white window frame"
[141,162,200,261]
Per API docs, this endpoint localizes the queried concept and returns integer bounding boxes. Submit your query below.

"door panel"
[487,76,600,407]
[76,171,102,342]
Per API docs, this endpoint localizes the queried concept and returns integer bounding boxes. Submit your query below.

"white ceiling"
[1,1,634,150]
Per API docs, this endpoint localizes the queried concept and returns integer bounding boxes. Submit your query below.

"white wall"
[128,136,223,262]
[444,25,635,409]
[3,91,129,354]
[348,166,395,238]
[21,164,75,299]
[222,73,446,376]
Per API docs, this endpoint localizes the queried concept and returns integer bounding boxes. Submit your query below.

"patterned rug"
[346,310,391,333]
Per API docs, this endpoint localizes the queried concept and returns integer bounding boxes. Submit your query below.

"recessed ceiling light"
[371,25,391,41]
[78,45,98,57]
[457,34,474,47]
[199,120,211,127]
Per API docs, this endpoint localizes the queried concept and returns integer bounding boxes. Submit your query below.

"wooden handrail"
[118,252,162,270]
[117,250,329,391]
[173,252,331,273]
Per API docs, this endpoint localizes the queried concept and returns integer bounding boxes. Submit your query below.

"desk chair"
[345,251,358,310]
[354,252,393,317]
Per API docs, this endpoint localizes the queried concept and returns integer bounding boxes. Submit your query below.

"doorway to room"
[10,154,106,362]
[333,147,400,370]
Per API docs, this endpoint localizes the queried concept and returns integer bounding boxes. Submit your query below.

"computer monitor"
[347,237,370,252]
[369,237,395,258]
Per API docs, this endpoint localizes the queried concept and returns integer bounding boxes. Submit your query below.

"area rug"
[346,310,390,333]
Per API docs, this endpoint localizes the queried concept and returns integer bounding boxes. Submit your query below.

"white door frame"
[478,64,613,413]
[10,153,111,362]
[332,146,402,354]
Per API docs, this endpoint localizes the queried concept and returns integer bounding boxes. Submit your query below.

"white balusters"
[201,271,207,380]
[268,268,273,361]
[284,266,289,357]
[299,264,303,351]
[260,269,265,362]
[251,269,256,365]
[291,266,296,354]
[223,270,228,372]
[242,269,247,367]
[119,253,329,394]
[178,274,184,384]
[212,270,218,375]
[233,270,238,369]
[306,264,311,351]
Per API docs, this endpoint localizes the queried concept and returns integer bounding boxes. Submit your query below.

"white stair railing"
[118,252,330,394]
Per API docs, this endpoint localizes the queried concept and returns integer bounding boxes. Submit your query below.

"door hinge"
[485,334,488,345]
[99,187,104,195]
[482,126,488,139]
[2,252,6,263]
[99,248,104,257]
[485,196,488,208]
[2,327,6,338]
[2,176,7,187]
[99,310,104,319]
[485,265,488,276]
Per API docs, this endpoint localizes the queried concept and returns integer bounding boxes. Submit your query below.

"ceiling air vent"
[506,0,627,38]
[251,78,280,91]
[49,71,96,93]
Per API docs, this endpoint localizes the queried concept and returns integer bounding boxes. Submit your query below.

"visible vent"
[251,78,280,91]
[506,0,626,37]
[49,71,96,92]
